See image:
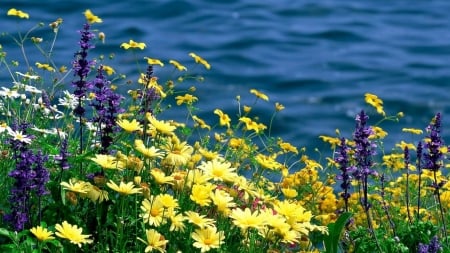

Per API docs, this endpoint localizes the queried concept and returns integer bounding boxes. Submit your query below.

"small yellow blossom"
[144,57,164,67]
[106,180,142,195]
[250,89,269,101]
[121,40,146,50]
[365,93,385,116]
[189,52,211,69]
[402,128,423,135]
[369,126,388,139]
[214,109,231,128]
[239,117,266,133]
[117,118,142,132]
[84,9,102,24]
[102,65,115,75]
[192,115,211,130]
[55,221,93,248]
[169,60,187,71]
[275,102,285,111]
[175,94,198,105]
[7,8,29,19]
[137,229,168,253]
[256,153,283,170]
[135,139,164,158]
[30,226,55,241]
[278,140,299,154]
[192,226,224,252]
[35,62,55,72]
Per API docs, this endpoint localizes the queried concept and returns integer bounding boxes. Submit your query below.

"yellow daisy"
[55,221,93,248]
[192,226,224,252]
[137,229,168,253]
[106,180,142,195]
[30,226,55,241]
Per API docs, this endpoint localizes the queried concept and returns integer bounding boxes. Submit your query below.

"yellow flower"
[102,65,115,75]
[30,226,55,241]
[190,183,214,206]
[147,113,176,135]
[210,189,236,215]
[117,118,142,132]
[7,8,29,19]
[192,226,224,252]
[402,128,423,135]
[107,180,142,195]
[175,94,198,105]
[213,109,231,128]
[319,135,342,149]
[369,126,388,139]
[250,89,269,101]
[141,197,166,227]
[60,179,91,194]
[230,208,265,232]
[185,211,215,228]
[281,188,298,198]
[55,221,93,248]
[163,137,194,166]
[35,62,55,72]
[365,93,385,116]
[121,39,146,50]
[197,158,237,182]
[151,169,174,185]
[169,60,187,71]
[189,52,211,69]
[277,140,299,154]
[275,102,285,111]
[84,9,102,24]
[192,115,211,130]
[256,153,282,170]
[137,229,168,253]
[135,139,165,158]
[239,117,267,133]
[144,57,164,67]
[90,154,124,170]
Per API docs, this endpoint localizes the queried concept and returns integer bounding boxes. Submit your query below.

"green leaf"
[0,227,12,238]
[325,212,352,253]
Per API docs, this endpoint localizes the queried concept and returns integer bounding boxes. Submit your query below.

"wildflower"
[144,57,164,67]
[55,221,93,248]
[118,118,142,132]
[163,137,193,166]
[84,9,102,24]
[210,189,236,215]
[192,226,224,252]
[423,113,444,173]
[250,89,269,101]
[364,93,385,116]
[140,197,166,227]
[158,193,179,209]
[275,102,285,111]
[72,24,95,118]
[0,87,21,99]
[189,52,211,69]
[256,154,283,170]
[135,139,164,158]
[7,127,32,144]
[58,90,78,109]
[213,109,231,128]
[402,128,423,135]
[7,8,29,19]
[185,211,215,228]
[137,229,168,253]
[106,180,142,195]
[61,179,91,194]
[369,126,388,139]
[192,115,211,130]
[30,226,55,241]
[230,208,265,232]
[35,62,55,72]
[334,138,355,212]
[90,154,124,170]
[85,185,109,203]
[278,140,299,154]
[175,94,198,105]
[147,113,176,135]
[198,158,237,182]
[239,117,267,133]
[102,65,115,75]
[190,183,214,206]
[169,60,187,71]
[169,213,187,232]
[121,39,146,50]
[151,169,174,185]
[15,71,40,80]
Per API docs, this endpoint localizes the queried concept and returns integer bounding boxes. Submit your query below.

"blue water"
[2,1,450,156]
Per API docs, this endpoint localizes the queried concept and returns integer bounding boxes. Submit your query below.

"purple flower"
[4,123,49,231]
[423,113,444,173]
[352,110,377,211]
[140,66,160,115]
[54,138,70,170]
[418,236,441,253]
[335,138,355,212]
[72,23,95,118]
[90,66,124,153]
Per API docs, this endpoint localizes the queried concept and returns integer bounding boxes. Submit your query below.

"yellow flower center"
[203,238,213,245]
[151,208,160,217]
